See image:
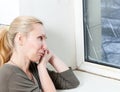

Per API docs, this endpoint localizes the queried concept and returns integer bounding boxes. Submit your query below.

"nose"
[41,41,47,50]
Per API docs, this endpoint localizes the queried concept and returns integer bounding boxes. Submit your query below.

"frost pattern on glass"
[101,0,120,66]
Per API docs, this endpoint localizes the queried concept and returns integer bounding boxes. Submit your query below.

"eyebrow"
[38,34,47,39]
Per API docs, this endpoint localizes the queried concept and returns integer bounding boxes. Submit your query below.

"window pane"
[83,0,120,68]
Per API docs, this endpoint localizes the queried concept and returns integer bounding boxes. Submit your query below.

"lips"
[39,53,43,56]
[36,54,42,62]
[38,51,45,57]
[38,50,46,56]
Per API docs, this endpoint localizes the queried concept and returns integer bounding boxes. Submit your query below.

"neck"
[10,59,30,72]
[10,59,34,81]
[9,52,30,72]
[8,51,34,81]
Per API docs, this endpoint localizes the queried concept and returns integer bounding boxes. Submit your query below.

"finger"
[41,50,49,61]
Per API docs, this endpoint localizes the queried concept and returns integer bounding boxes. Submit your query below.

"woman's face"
[23,23,47,62]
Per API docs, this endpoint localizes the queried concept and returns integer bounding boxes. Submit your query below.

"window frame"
[74,0,120,80]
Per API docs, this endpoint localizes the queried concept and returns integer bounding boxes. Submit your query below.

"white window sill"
[57,70,120,92]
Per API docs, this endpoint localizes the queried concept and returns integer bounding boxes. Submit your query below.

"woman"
[0,16,79,92]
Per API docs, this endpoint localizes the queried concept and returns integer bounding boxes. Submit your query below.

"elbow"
[70,79,80,88]
[66,79,80,89]
[59,79,80,89]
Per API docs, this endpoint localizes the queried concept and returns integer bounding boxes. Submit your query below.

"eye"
[38,36,43,41]
[37,35,47,41]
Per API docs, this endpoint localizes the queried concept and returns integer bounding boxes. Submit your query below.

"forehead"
[29,23,46,36]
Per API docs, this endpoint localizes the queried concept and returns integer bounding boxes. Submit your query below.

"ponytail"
[0,26,12,67]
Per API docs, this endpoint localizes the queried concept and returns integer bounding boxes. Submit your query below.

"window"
[74,0,120,80]
[84,0,120,69]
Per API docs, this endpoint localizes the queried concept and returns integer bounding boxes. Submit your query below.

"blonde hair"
[0,16,43,66]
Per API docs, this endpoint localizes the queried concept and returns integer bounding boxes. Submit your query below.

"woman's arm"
[37,50,56,92]
[48,51,80,89]
[37,65,56,92]
[47,68,80,89]
[49,54,69,73]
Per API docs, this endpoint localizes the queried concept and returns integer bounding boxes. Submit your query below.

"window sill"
[78,62,120,80]
[57,70,120,92]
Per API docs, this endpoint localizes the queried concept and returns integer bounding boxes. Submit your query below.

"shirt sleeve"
[47,68,80,89]
[30,63,80,90]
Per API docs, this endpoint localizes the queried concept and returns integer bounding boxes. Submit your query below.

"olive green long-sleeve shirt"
[0,63,79,92]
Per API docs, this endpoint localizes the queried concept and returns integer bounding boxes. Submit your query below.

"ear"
[14,32,26,46]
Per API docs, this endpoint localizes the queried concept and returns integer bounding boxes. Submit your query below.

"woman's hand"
[38,50,52,67]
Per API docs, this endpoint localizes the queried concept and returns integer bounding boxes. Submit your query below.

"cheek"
[28,43,43,61]
[26,41,40,51]
[24,40,42,55]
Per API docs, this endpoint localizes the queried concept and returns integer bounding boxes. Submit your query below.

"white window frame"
[74,0,120,80]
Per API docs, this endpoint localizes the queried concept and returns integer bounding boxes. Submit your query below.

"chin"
[30,58,39,63]
[30,56,41,63]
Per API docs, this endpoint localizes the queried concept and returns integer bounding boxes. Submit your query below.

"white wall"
[0,0,19,24]
[19,0,77,68]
